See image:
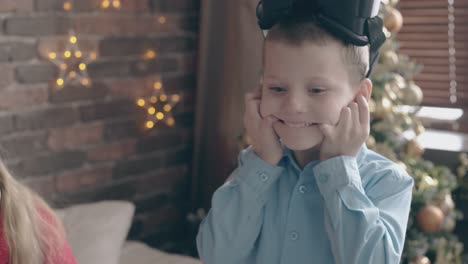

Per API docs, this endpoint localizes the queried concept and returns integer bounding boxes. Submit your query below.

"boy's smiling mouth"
[278,119,318,128]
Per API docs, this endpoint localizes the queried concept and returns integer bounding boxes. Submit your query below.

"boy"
[197,1,414,263]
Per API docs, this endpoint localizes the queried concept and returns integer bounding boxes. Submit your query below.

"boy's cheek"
[259,97,275,118]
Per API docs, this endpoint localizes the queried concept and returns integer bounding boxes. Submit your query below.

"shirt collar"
[280,143,368,168]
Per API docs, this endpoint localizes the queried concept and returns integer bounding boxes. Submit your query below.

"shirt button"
[298,185,307,194]
[290,231,299,241]
[318,173,329,184]
[258,172,269,182]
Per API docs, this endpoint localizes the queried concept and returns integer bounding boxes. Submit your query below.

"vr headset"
[256,0,386,77]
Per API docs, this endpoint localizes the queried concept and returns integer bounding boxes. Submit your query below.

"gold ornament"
[384,7,404,33]
[405,138,425,158]
[410,256,431,264]
[418,175,439,191]
[392,74,407,90]
[441,216,456,232]
[380,50,399,65]
[400,81,424,105]
[416,205,444,234]
[435,194,455,215]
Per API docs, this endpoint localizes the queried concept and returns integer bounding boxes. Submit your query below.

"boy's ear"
[356,78,373,102]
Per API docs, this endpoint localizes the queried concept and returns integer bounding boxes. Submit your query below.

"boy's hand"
[318,95,370,161]
[244,86,283,166]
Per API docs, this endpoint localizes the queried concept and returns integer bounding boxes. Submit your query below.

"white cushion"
[56,200,135,264]
[119,241,202,264]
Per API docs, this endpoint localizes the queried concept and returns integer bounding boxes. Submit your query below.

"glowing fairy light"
[47,30,97,89]
[136,76,181,129]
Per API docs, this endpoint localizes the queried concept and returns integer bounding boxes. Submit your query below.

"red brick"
[15,63,57,84]
[0,0,34,12]
[0,114,15,135]
[9,151,86,177]
[73,14,188,36]
[36,0,149,12]
[87,139,136,162]
[0,64,15,91]
[48,82,109,104]
[55,165,113,193]
[134,165,188,194]
[177,53,197,74]
[149,0,200,13]
[4,16,71,36]
[23,176,56,200]
[79,99,139,122]
[0,85,48,110]
[48,123,104,151]
[15,106,80,131]
[0,131,48,160]
[141,206,184,231]
[106,78,150,98]
[0,42,36,62]
[99,35,196,57]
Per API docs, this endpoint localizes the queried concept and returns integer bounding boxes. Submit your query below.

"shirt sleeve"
[196,147,284,264]
[313,156,414,264]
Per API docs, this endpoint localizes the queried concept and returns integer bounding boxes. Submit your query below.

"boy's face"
[260,40,360,151]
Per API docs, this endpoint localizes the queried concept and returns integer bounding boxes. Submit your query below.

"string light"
[69,36,77,44]
[158,16,167,24]
[136,76,181,129]
[143,49,157,60]
[101,0,121,9]
[47,30,97,89]
[63,1,72,11]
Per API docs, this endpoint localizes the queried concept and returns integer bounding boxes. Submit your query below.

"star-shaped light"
[136,77,181,129]
[47,30,97,89]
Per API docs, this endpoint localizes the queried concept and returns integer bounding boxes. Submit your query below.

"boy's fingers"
[252,85,262,100]
[349,102,359,127]
[245,92,256,102]
[245,98,261,120]
[336,107,351,131]
[245,85,263,101]
[261,115,277,127]
[357,95,370,126]
[318,123,333,137]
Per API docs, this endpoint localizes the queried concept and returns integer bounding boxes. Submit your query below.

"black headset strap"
[365,16,386,77]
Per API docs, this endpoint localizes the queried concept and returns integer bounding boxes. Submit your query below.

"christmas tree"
[369,1,465,263]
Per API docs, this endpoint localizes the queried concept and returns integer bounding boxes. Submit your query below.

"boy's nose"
[283,95,308,114]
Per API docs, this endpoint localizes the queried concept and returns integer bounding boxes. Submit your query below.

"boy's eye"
[269,86,286,93]
[309,87,325,94]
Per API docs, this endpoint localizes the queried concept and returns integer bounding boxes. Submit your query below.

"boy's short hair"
[264,17,370,84]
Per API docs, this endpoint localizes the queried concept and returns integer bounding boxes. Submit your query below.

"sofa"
[55,200,202,264]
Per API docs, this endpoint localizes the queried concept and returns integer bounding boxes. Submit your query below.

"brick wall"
[0,0,199,254]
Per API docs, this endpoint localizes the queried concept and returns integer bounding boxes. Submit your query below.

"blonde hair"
[265,19,370,84]
[0,160,65,264]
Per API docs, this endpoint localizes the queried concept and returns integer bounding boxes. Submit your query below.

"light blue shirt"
[197,144,414,264]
